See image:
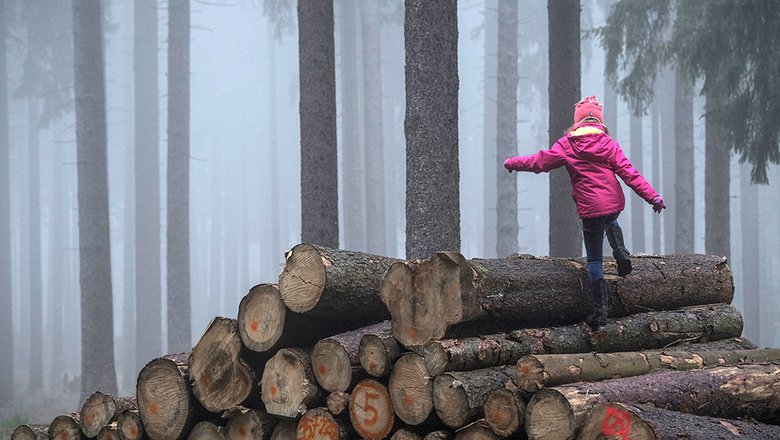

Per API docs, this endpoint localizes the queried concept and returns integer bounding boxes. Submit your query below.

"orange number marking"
[361,391,380,426]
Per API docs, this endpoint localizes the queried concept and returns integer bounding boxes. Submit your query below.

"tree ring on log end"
[349,379,394,440]
[49,415,81,440]
[580,403,654,440]
[261,349,313,418]
[432,374,469,428]
[359,334,389,377]
[514,356,547,393]
[389,354,433,425]
[312,339,352,393]
[452,424,500,440]
[238,284,286,352]
[279,244,327,313]
[11,426,39,440]
[80,392,116,437]
[524,389,574,440]
[189,421,225,440]
[483,388,524,437]
[97,426,121,440]
[137,359,191,440]
[117,411,144,440]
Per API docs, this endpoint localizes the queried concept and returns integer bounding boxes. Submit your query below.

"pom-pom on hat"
[574,95,604,124]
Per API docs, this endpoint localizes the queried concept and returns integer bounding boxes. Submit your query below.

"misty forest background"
[1,0,779,426]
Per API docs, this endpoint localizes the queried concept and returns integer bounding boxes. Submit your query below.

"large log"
[296,408,348,440]
[189,317,259,413]
[524,362,780,440]
[11,425,48,440]
[516,347,780,393]
[482,388,526,438]
[359,324,402,378]
[260,348,321,418]
[432,366,515,429]
[278,244,398,324]
[187,422,225,440]
[579,402,780,440]
[237,284,287,352]
[384,252,734,346]
[224,407,277,440]
[48,415,84,440]
[312,321,390,393]
[388,353,435,426]
[117,410,146,440]
[419,304,744,376]
[79,392,137,437]
[137,354,208,440]
[349,379,395,440]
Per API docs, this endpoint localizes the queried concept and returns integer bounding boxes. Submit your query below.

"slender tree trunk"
[496,0,518,258]
[629,112,645,252]
[362,1,386,256]
[72,0,117,399]
[50,122,65,394]
[482,0,498,259]
[299,0,339,248]
[405,0,460,261]
[27,96,43,391]
[267,30,280,279]
[651,99,661,253]
[704,87,730,259]
[674,67,694,253]
[659,67,675,253]
[547,0,581,257]
[0,0,13,403]
[740,163,759,343]
[134,0,162,372]
[167,0,191,353]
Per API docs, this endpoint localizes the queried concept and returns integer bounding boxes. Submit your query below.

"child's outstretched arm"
[503,141,566,174]
[611,143,663,209]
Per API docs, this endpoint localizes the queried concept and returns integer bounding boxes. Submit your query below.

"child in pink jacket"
[503,96,665,328]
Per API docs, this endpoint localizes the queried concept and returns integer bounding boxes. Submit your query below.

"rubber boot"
[606,223,632,276]
[584,279,608,328]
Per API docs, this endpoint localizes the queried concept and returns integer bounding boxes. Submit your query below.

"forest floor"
[0,393,80,439]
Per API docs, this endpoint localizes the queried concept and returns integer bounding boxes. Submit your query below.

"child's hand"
[503,158,516,173]
[652,196,666,213]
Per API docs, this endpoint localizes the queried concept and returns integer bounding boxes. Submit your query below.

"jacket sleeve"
[505,141,567,174]
[611,142,660,204]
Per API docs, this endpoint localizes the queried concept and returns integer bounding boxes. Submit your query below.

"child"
[503,96,665,328]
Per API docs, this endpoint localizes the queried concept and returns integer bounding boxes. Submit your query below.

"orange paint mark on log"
[250,321,259,332]
[601,406,631,440]
[271,385,278,397]
[239,427,247,437]
[490,411,506,425]
[406,328,416,338]
[203,373,212,387]
[299,415,338,440]
[84,414,94,426]
[59,432,68,440]
[368,361,377,371]
[318,365,327,375]
[130,427,138,438]
[403,393,414,406]
[520,364,530,376]
[150,403,159,414]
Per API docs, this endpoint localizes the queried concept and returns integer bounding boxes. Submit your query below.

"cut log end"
[137,358,192,440]
[261,348,318,418]
[515,356,547,393]
[452,424,500,440]
[97,425,121,440]
[278,244,327,313]
[238,284,286,352]
[296,408,347,440]
[269,421,297,440]
[349,379,395,440]
[359,334,399,378]
[117,410,144,440]
[326,392,350,416]
[48,415,81,440]
[578,403,658,440]
[483,388,525,438]
[11,425,47,440]
[432,375,469,428]
[80,392,117,437]
[389,354,434,426]
[524,389,575,440]
[225,409,277,440]
[390,429,421,440]
[312,339,352,393]
[188,421,225,440]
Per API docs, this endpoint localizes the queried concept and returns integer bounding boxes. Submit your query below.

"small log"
[482,388,525,438]
[188,421,225,440]
[349,379,395,440]
[237,284,287,352]
[11,425,48,440]
[296,408,348,440]
[80,392,137,437]
[422,431,452,440]
[312,321,390,393]
[269,421,297,440]
[96,424,121,440]
[224,407,277,440]
[278,244,398,323]
[515,347,780,393]
[432,366,515,429]
[388,353,434,426]
[359,325,402,378]
[117,410,145,440]
[453,424,500,440]
[671,336,756,351]
[579,402,780,440]
[390,429,421,440]
[524,362,780,440]
[48,414,84,440]
[137,354,207,440]
[326,392,350,416]
[260,348,321,418]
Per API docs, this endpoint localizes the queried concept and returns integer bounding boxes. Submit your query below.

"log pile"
[12,245,780,440]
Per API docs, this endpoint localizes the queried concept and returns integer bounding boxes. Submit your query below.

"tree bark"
[188,421,225,440]
[418,304,745,376]
[515,347,780,393]
[740,164,760,343]
[359,323,402,378]
[547,0,581,258]
[482,0,498,259]
[298,0,339,248]
[260,348,321,418]
[659,67,676,254]
[312,321,391,393]
[704,83,730,260]
[388,353,434,426]
[224,408,277,440]
[629,111,645,252]
[404,0,460,261]
[48,415,84,440]
[72,0,117,399]
[296,408,348,440]
[674,60,694,253]
[0,0,13,403]
[278,244,398,322]
[482,388,525,438]
[11,425,48,440]
[433,367,515,429]
[349,379,395,440]
[137,354,207,440]
[579,402,780,440]
[79,392,137,438]
[27,95,43,392]
[525,362,780,440]
[117,410,145,440]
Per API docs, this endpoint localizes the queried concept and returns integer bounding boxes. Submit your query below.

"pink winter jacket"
[504,125,660,219]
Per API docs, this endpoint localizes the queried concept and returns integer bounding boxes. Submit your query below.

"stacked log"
[18,244,780,440]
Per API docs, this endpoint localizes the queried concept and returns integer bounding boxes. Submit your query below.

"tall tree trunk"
[629,112,644,252]
[651,99,661,253]
[299,0,339,248]
[72,0,117,399]
[496,0,518,258]
[547,0,581,257]
[404,0,460,261]
[268,32,280,278]
[740,163,759,343]
[482,0,498,259]
[167,0,191,353]
[0,0,13,404]
[49,121,66,394]
[337,0,365,251]
[704,87,730,259]
[27,96,43,391]
[659,67,675,254]
[134,0,162,372]
[674,66,694,253]
[362,1,386,256]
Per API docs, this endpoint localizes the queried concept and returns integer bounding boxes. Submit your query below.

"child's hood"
[566,126,613,163]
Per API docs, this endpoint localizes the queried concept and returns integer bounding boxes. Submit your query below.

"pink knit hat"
[574,95,604,124]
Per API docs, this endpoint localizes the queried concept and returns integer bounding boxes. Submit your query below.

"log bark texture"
[579,402,780,440]
[482,387,526,438]
[525,362,780,440]
[117,410,145,440]
[432,366,515,429]
[296,408,348,440]
[48,415,84,440]
[80,392,137,437]
[388,353,434,426]
[516,347,780,392]
[187,421,224,440]
[359,323,402,377]
[260,348,321,418]
[349,379,395,440]
[278,244,397,323]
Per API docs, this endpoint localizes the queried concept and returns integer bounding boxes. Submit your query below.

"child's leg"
[582,217,608,327]
[605,215,632,276]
